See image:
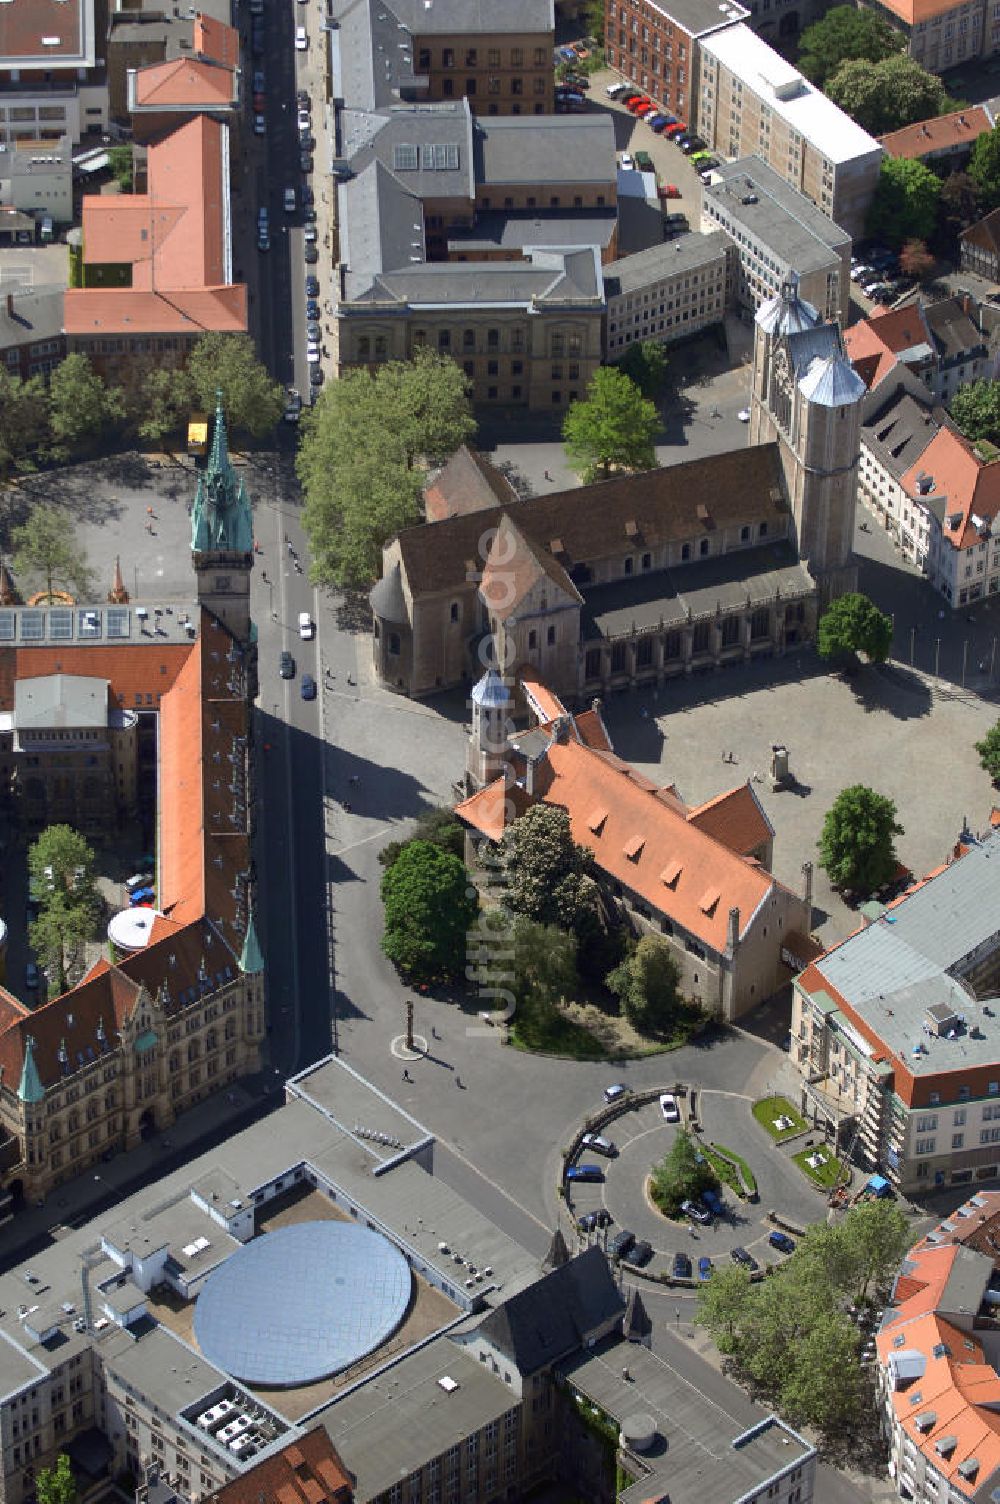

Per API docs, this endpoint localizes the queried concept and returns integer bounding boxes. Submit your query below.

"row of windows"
[582,607,778,678]
[420,46,548,69]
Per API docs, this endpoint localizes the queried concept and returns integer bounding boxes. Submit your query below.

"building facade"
[791,827,1000,1194]
[0,139,72,225]
[867,0,996,73]
[960,206,1000,281]
[0,288,66,383]
[701,157,851,326]
[0,402,263,1209]
[603,231,729,357]
[697,24,884,239]
[603,0,747,127]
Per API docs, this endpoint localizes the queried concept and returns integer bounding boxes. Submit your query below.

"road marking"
[328,824,393,857]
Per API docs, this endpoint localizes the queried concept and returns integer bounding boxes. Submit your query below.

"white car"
[606,81,628,98]
[620,152,634,170]
[307,344,321,363]
[298,109,311,131]
[298,611,314,639]
[304,224,318,242]
[659,1092,680,1122]
[253,113,266,136]
[851,265,873,283]
[284,187,296,213]
[581,1132,617,1156]
[295,25,308,49]
[737,408,751,422]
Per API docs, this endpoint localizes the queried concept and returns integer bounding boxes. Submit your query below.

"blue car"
[698,1256,714,1281]
[702,1187,724,1216]
[566,1163,604,1183]
[648,115,668,131]
[768,1230,796,1254]
[129,886,154,906]
[301,674,316,701]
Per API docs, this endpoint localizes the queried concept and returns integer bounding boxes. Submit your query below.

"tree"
[817,591,892,666]
[818,784,903,896]
[378,805,466,869]
[27,826,100,997]
[826,54,952,136]
[36,1456,76,1504]
[132,366,195,445]
[374,348,476,466]
[47,353,125,459]
[898,238,935,281]
[562,367,659,483]
[497,805,600,936]
[606,933,683,1034]
[107,145,134,192]
[798,4,904,89]
[969,124,1000,211]
[694,1264,754,1350]
[797,1200,910,1307]
[186,333,284,437]
[976,720,1000,783]
[0,369,50,478]
[950,378,1000,446]
[298,356,472,589]
[615,339,668,400]
[381,840,478,980]
[650,1128,720,1216]
[13,505,93,601]
[938,171,981,244]
[31,898,97,998]
[867,157,941,249]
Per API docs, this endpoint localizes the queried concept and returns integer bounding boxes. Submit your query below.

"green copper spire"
[191,391,254,556]
[18,1035,44,1105]
[238,908,264,975]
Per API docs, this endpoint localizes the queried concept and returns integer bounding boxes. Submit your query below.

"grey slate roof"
[329,0,421,112]
[923,296,987,363]
[346,246,603,310]
[384,0,553,34]
[476,1246,624,1375]
[704,157,850,268]
[797,355,867,407]
[862,390,942,482]
[339,158,424,300]
[14,673,108,730]
[358,100,475,201]
[0,285,65,348]
[370,561,409,623]
[474,113,616,187]
[812,828,1000,1074]
[937,1246,993,1319]
[449,208,618,256]
[604,231,729,299]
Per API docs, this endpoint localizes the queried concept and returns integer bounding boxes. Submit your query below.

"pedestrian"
[455,1074,463,1089]
[544,468,552,481]
[349,774,360,785]
[343,800,352,813]
[431,1025,439,1040]
[402,1068,412,1083]
[261,570,268,584]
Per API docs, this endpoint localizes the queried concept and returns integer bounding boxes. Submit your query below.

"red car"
[665,121,685,136]
[627,96,651,113]
[635,102,657,118]
[659,183,681,198]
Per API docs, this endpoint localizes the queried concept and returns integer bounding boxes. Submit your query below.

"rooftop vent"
[438,1376,459,1393]
[914,1411,937,1432]
[934,1436,958,1458]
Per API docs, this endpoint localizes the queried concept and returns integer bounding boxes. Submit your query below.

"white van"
[295,25,308,49]
[298,612,314,640]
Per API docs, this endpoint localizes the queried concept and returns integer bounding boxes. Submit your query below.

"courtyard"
[600,653,1000,946]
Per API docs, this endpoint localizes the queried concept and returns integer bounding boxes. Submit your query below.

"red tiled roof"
[844,305,934,391]
[193,14,240,68]
[900,425,1000,551]
[0,643,193,713]
[424,445,518,522]
[480,513,583,621]
[458,737,787,952]
[571,707,612,753]
[134,57,236,110]
[64,286,247,337]
[521,676,566,724]
[880,107,991,161]
[0,0,86,64]
[686,782,773,858]
[206,1428,352,1504]
[876,0,977,21]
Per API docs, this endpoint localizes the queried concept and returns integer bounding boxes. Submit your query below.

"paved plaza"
[602,654,1000,945]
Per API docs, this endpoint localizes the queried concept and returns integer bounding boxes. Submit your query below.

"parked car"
[279,650,295,679]
[566,1163,604,1183]
[659,1092,680,1122]
[25,962,39,990]
[559,46,578,62]
[303,243,319,263]
[630,1240,653,1267]
[664,212,687,228]
[648,115,669,131]
[681,1197,711,1224]
[659,183,681,199]
[301,674,317,701]
[731,1245,759,1271]
[305,275,320,296]
[606,80,628,98]
[310,366,324,387]
[633,150,654,171]
[737,407,751,422]
[563,72,590,90]
[698,1256,714,1281]
[304,224,318,243]
[300,152,314,174]
[129,886,154,906]
[283,389,302,424]
[768,1230,796,1254]
[581,1132,617,1156]
[295,24,308,49]
[672,1251,693,1280]
[604,1083,628,1103]
[297,88,311,107]
[306,298,321,319]
[620,152,634,170]
[608,1228,635,1260]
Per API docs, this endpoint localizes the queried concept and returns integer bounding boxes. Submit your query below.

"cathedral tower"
[191,393,255,644]
[750,276,865,602]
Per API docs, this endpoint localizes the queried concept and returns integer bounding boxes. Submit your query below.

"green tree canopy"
[107,145,134,192]
[47,353,125,460]
[976,720,1000,783]
[0,369,50,478]
[186,333,284,437]
[496,804,600,936]
[969,125,1000,211]
[378,805,466,870]
[27,826,101,997]
[562,367,659,483]
[826,53,952,136]
[817,591,892,666]
[298,354,475,589]
[798,3,905,88]
[12,504,93,602]
[606,933,683,1034]
[950,378,1000,446]
[938,171,982,245]
[130,366,195,446]
[36,1456,76,1504]
[650,1127,720,1216]
[381,839,478,980]
[818,784,903,896]
[615,338,669,400]
[867,157,941,248]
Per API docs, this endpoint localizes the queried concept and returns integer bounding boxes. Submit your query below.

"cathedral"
[0,399,264,1212]
[371,277,865,701]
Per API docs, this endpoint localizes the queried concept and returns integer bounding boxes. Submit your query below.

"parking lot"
[563,1087,830,1284]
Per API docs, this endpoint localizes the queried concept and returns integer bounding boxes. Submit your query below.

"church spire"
[238,908,264,974]
[208,387,229,475]
[190,393,253,557]
[18,1035,45,1104]
[108,554,129,604]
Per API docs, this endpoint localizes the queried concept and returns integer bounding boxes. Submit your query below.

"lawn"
[793,1145,845,1190]
[700,1142,757,1198]
[752,1094,807,1143]
[510,1004,606,1060]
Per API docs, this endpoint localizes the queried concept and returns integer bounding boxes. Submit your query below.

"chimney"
[727,906,740,955]
[5,292,12,317]
[802,859,813,912]
[591,697,602,714]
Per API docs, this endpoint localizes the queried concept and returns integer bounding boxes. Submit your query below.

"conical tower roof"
[471,668,510,709]
[191,391,254,556]
[107,554,129,604]
[18,1036,45,1104]
[542,1227,570,1271]
[623,1286,652,1344]
[756,272,819,337]
[238,909,264,974]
